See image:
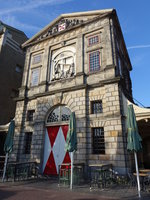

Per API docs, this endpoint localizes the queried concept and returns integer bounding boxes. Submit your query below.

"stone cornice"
[15,76,120,102]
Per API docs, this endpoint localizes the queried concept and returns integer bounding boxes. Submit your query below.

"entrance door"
[43,125,71,175]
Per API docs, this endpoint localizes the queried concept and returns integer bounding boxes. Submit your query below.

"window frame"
[23,132,32,154]
[88,35,99,46]
[46,105,71,125]
[89,50,101,72]
[32,54,42,65]
[91,100,103,114]
[92,127,105,155]
[27,110,35,122]
[31,67,40,87]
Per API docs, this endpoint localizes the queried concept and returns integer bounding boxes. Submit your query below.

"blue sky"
[0,0,150,107]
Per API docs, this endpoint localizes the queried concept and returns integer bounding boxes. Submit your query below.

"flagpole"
[70,152,73,190]
[134,151,141,198]
[2,153,8,182]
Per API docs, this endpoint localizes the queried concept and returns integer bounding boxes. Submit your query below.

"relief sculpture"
[51,51,75,81]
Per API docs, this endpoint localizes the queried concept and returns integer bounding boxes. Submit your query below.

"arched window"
[46,106,71,124]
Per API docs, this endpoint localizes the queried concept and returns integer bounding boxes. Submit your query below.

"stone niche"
[50,46,76,81]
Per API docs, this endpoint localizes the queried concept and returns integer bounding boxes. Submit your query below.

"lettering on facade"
[37,18,84,41]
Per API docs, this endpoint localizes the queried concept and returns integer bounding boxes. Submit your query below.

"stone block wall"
[12,11,132,174]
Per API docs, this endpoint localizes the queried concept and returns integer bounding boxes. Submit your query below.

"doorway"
[43,105,71,175]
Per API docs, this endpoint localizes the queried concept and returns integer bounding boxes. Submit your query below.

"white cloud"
[0,0,73,14]
[127,44,150,50]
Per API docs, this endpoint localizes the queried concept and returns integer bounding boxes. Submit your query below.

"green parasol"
[2,119,15,182]
[65,112,77,189]
[4,119,15,153]
[65,112,77,152]
[127,104,142,198]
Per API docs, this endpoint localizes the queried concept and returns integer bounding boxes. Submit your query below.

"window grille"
[89,35,99,46]
[47,106,71,123]
[89,51,100,72]
[91,100,103,114]
[24,132,32,154]
[92,128,105,154]
[27,110,35,122]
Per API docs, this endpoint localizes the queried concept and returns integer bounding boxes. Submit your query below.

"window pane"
[89,51,100,72]
[61,106,71,121]
[47,106,60,123]
[47,106,71,123]
[31,68,39,86]
[92,128,105,154]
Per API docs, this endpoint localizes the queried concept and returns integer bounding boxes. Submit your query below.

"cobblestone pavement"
[0,178,150,200]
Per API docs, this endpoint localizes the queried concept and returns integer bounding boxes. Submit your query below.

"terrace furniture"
[88,163,113,190]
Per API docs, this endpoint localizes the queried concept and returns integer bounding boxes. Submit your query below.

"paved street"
[0,178,150,200]
[0,185,114,200]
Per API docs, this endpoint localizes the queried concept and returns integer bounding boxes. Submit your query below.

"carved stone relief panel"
[50,46,76,81]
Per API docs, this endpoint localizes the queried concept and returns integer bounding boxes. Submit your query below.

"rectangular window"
[89,51,100,72]
[88,35,99,46]
[15,65,22,73]
[27,110,35,122]
[91,100,103,114]
[32,54,42,64]
[24,132,32,154]
[31,68,39,86]
[118,56,122,76]
[92,127,105,154]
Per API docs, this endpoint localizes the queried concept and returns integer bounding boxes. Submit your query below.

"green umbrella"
[127,105,142,198]
[4,119,15,153]
[65,112,77,152]
[127,105,142,152]
[2,119,15,182]
[65,112,77,189]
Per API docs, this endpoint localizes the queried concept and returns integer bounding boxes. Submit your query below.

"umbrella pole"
[134,151,141,198]
[2,153,8,182]
[70,152,73,190]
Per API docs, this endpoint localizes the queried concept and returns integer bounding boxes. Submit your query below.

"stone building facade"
[12,9,134,174]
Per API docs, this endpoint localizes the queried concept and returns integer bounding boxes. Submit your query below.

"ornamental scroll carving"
[37,18,84,41]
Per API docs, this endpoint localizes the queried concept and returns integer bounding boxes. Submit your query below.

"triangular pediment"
[22,9,114,47]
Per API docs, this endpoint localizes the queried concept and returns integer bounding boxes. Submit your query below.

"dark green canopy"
[127,105,142,152]
[4,119,15,153]
[65,112,77,152]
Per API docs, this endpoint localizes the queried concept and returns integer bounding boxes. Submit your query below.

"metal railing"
[0,160,39,181]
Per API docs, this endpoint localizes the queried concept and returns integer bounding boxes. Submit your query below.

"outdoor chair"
[90,169,106,190]
[127,172,136,187]
[58,166,70,186]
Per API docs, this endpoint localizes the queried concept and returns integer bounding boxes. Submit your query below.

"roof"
[0,20,27,38]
